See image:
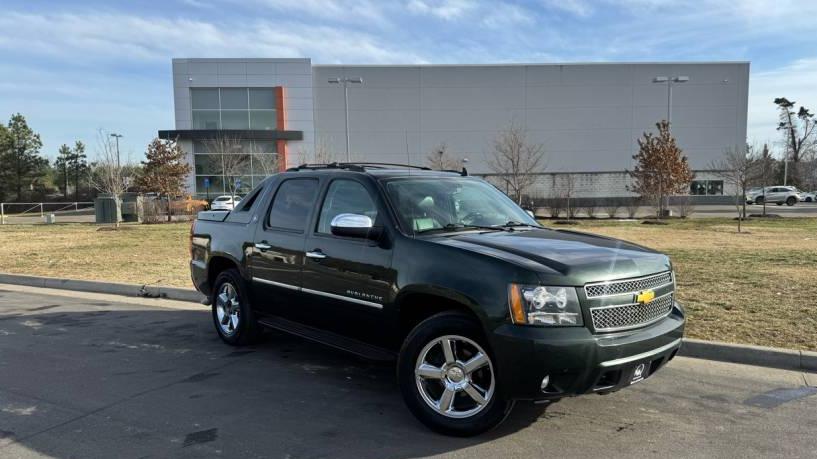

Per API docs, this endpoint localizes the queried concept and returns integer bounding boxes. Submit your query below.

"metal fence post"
[40,203,44,218]
[1,203,4,225]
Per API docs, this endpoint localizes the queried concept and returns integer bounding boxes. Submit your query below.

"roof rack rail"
[286,162,433,172]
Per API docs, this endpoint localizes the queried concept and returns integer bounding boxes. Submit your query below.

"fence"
[0,202,95,225]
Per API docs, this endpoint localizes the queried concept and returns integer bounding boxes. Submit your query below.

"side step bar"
[258,316,397,362]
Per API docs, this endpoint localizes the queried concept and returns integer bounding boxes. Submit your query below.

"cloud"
[406,0,476,20]
[0,12,421,64]
[246,0,389,26]
[540,0,593,17]
[748,58,817,149]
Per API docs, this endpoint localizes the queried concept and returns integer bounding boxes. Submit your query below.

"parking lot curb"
[680,338,815,373]
[0,272,205,304]
[0,272,814,373]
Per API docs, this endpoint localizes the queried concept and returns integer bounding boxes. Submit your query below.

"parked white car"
[210,195,242,211]
[799,190,816,202]
[746,186,801,206]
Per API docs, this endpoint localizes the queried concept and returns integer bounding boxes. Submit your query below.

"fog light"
[540,375,550,392]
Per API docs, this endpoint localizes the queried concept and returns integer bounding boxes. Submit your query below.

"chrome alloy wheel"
[215,282,240,336]
[414,335,495,419]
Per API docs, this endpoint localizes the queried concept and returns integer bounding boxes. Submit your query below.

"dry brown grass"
[0,223,192,288]
[1,218,816,350]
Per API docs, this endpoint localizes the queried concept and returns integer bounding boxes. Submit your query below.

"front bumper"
[490,303,685,401]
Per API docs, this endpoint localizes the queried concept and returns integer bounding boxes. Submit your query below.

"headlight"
[508,284,583,326]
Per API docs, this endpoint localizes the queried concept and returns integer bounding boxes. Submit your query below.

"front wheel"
[755,196,764,205]
[398,312,514,436]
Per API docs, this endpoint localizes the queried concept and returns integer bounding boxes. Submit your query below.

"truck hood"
[429,228,671,285]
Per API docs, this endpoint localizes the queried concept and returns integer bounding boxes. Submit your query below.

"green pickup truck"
[190,163,684,436]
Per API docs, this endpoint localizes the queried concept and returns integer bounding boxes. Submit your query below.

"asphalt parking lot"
[1,286,815,458]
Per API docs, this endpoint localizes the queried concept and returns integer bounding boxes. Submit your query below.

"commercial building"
[160,58,749,200]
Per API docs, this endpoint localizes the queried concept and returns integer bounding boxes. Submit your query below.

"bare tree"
[203,135,251,200]
[89,129,129,228]
[710,144,759,232]
[753,143,776,217]
[559,173,576,220]
[488,123,547,204]
[425,143,461,171]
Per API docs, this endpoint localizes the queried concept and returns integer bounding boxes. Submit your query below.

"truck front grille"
[589,293,674,332]
[584,271,673,298]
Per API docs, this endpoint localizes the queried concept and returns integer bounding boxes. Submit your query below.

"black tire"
[755,196,764,205]
[776,202,783,206]
[211,268,262,346]
[398,312,514,436]
[786,197,797,206]
[807,197,813,202]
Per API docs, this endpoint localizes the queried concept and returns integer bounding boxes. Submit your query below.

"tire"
[398,312,514,436]
[776,202,783,206]
[807,197,814,203]
[755,196,764,205]
[786,197,797,206]
[211,268,262,346]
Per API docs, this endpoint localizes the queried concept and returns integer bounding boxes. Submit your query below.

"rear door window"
[267,179,319,232]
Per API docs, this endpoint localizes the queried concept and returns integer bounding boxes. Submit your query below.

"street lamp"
[652,76,689,127]
[110,133,123,170]
[328,76,363,162]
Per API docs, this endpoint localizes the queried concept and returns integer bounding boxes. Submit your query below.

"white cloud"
[482,3,535,28]
[748,58,817,150]
[540,0,593,17]
[247,0,389,25]
[0,12,421,64]
[406,0,476,20]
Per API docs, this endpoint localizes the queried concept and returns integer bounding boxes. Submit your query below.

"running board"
[258,316,397,362]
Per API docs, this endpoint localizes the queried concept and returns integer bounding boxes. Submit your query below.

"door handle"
[255,242,272,251]
[306,250,327,260]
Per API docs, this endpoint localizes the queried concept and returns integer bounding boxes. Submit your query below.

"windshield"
[384,177,539,234]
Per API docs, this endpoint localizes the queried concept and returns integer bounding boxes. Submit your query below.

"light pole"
[652,76,690,128]
[328,77,363,162]
[110,133,123,170]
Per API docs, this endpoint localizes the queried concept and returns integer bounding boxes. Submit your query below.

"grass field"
[1,218,816,351]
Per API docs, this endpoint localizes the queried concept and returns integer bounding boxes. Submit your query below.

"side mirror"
[330,213,381,240]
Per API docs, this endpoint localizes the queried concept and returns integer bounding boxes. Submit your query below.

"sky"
[0,0,815,161]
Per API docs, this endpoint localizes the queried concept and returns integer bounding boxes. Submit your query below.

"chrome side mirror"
[330,213,381,239]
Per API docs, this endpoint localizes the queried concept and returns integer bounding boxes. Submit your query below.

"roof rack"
[286,162,433,172]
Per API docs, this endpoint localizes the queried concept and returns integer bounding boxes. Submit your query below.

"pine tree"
[55,144,72,198]
[70,141,88,201]
[628,120,694,218]
[0,114,48,201]
[136,138,192,221]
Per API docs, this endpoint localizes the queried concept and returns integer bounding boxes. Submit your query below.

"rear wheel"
[211,269,262,346]
[786,196,797,206]
[398,312,514,436]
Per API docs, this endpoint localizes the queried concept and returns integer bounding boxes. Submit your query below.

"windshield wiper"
[500,221,540,229]
[417,223,508,234]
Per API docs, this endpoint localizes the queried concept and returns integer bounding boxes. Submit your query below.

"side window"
[317,180,378,234]
[267,179,319,232]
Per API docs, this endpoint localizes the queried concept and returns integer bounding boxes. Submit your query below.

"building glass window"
[690,180,724,195]
[190,87,277,132]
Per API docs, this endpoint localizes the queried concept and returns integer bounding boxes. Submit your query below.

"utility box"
[45,214,56,224]
[94,196,122,224]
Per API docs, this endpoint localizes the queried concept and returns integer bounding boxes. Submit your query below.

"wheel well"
[207,256,239,291]
[398,293,480,342]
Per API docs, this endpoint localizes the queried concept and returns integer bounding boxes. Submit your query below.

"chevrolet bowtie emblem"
[635,290,655,304]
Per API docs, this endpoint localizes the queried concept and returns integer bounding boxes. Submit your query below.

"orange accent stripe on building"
[274,86,288,172]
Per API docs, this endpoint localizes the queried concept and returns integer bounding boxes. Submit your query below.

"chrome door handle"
[255,242,272,251]
[306,250,326,259]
